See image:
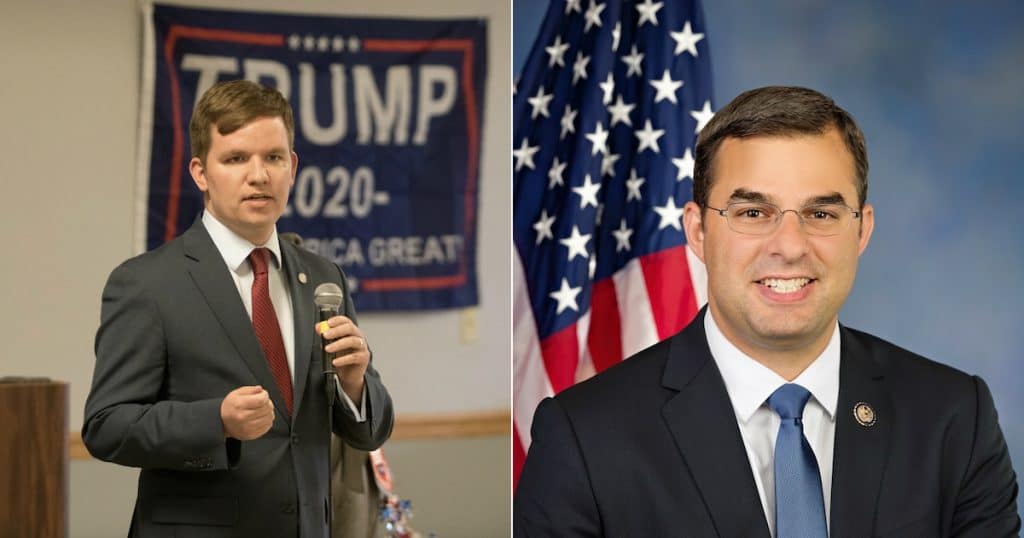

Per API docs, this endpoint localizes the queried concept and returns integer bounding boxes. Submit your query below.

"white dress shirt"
[705,309,839,537]
[202,211,365,420]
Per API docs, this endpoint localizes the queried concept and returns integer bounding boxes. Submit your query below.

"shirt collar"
[705,308,840,424]
[201,210,282,272]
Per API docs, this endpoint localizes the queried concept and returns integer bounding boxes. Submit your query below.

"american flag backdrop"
[513,0,713,485]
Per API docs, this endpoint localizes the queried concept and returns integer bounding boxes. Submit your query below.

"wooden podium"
[0,379,68,538]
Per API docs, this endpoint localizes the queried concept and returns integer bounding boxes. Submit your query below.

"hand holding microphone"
[313,283,369,404]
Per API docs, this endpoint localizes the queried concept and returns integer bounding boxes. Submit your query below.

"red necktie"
[248,248,293,415]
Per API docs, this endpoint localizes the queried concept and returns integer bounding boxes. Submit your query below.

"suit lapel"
[182,221,291,424]
[661,310,771,538]
[279,241,314,419]
[828,326,891,538]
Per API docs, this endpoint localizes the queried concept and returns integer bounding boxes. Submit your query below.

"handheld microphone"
[313,282,343,537]
[313,283,344,403]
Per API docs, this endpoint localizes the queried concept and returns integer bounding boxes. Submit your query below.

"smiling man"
[514,86,1019,537]
[83,80,393,538]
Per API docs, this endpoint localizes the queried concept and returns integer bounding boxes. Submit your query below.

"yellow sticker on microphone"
[318,321,330,334]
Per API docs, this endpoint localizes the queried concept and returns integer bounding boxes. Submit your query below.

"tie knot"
[248,248,271,276]
[767,383,812,421]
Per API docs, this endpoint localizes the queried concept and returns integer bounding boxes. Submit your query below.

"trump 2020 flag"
[138,3,485,311]
[513,0,712,484]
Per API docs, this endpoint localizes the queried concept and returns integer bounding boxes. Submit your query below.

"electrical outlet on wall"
[459,307,479,344]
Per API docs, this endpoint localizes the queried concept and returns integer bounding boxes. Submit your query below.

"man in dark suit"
[83,80,393,537]
[514,86,1020,537]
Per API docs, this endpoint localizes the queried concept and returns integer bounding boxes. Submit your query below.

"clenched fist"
[221,385,275,440]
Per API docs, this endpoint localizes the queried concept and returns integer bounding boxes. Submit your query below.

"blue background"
[516,0,1024,520]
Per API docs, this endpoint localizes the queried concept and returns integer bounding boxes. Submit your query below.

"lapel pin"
[853,402,876,427]
[298,272,307,284]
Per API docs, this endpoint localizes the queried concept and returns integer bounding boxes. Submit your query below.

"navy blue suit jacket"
[515,309,1019,537]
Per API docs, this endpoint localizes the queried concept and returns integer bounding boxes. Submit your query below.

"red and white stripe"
[513,245,706,486]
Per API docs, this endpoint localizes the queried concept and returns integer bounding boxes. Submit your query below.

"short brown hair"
[189,79,294,162]
[693,86,868,209]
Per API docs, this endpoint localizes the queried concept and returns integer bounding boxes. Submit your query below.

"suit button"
[291,434,299,445]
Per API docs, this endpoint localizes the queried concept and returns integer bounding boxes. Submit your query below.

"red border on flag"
[360,38,478,292]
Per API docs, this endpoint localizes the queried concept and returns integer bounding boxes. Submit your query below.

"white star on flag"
[560,105,577,139]
[572,51,591,84]
[585,122,609,155]
[635,0,664,27]
[548,156,567,188]
[601,152,620,177]
[528,87,553,119]
[671,21,704,57]
[634,119,666,153]
[625,168,645,201]
[607,95,635,127]
[672,148,695,181]
[654,196,685,230]
[621,45,644,78]
[514,138,539,172]
[584,0,606,32]
[612,219,634,252]
[611,22,621,51]
[572,174,601,209]
[600,73,615,105]
[650,70,684,104]
[690,100,714,133]
[533,209,556,244]
[546,35,570,67]
[560,225,592,261]
[549,278,582,314]
[564,0,582,15]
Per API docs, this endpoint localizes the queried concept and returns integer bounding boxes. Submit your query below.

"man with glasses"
[515,86,1019,537]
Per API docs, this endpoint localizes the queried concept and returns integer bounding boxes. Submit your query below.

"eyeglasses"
[705,201,862,236]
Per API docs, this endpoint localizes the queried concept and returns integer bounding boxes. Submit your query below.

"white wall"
[0,0,510,535]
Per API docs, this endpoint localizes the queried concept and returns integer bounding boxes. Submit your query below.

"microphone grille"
[313,282,344,310]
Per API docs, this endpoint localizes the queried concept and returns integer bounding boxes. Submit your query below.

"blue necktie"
[768,383,828,538]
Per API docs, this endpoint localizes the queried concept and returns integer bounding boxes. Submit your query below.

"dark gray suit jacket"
[83,218,394,538]
[515,309,1020,537]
